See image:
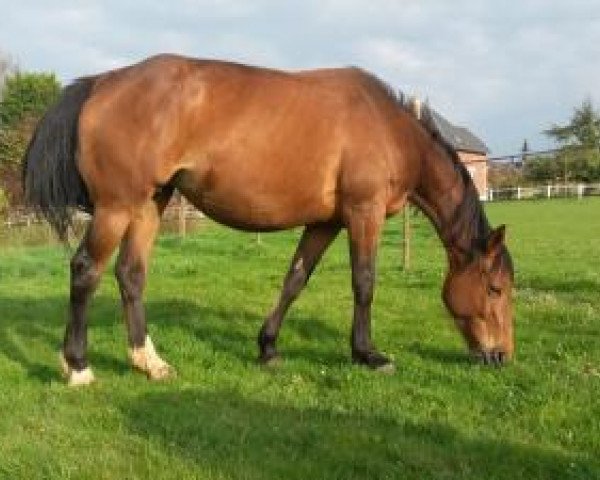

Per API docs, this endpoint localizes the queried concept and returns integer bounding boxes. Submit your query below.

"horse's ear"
[486,225,506,257]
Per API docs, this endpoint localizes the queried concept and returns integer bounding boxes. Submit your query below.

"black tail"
[22,77,96,241]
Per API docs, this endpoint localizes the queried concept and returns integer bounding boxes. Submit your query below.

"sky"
[1,0,598,156]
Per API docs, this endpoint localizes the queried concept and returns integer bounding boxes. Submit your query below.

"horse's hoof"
[259,352,282,368]
[352,350,393,372]
[130,335,175,380]
[375,362,396,375]
[68,367,96,386]
[60,352,95,387]
[147,362,176,381]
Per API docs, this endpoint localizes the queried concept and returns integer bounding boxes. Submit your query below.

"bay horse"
[23,54,514,386]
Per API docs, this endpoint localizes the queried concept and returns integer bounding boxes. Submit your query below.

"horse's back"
[77,55,407,228]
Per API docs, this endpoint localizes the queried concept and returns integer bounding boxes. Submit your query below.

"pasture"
[0,198,598,479]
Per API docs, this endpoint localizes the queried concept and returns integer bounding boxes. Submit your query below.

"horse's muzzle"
[473,349,507,366]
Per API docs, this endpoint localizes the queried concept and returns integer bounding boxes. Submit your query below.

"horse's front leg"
[346,205,395,373]
[258,222,340,364]
[115,200,173,380]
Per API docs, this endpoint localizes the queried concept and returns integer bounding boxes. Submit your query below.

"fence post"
[401,95,421,271]
[487,188,494,201]
[547,185,551,198]
[578,184,584,200]
[403,206,411,270]
[178,194,187,237]
[517,187,522,200]
[46,222,53,243]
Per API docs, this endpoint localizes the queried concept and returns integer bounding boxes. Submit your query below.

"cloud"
[355,38,426,74]
[0,0,598,154]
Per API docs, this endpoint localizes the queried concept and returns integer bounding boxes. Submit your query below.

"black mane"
[358,70,509,264]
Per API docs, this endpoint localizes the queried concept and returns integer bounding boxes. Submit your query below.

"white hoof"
[59,352,96,387]
[129,335,175,380]
[375,362,396,375]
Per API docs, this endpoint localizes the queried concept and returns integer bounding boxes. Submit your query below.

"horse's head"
[442,225,514,365]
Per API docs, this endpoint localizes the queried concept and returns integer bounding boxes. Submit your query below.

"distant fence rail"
[486,183,600,202]
[2,207,38,228]
[2,185,599,231]
[3,194,204,235]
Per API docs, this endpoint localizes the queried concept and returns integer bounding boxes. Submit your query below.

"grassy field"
[0,198,599,479]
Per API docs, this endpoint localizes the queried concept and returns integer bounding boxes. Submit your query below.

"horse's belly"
[175,170,337,231]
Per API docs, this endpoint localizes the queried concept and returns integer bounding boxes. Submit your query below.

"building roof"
[430,109,489,154]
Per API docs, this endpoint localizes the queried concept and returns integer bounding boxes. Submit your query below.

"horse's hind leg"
[61,207,130,386]
[258,223,340,364]
[115,196,173,380]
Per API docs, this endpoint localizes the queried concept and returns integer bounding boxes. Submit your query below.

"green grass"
[0,199,599,479]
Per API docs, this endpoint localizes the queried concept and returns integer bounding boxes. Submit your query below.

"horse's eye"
[487,285,501,297]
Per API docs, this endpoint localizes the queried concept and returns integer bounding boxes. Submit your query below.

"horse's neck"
[410,143,488,265]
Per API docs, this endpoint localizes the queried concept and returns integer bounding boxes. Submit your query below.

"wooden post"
[46,221,53,244]
[178,193,186,237]
[410,96,422,120]
[402,95,421,271]
[403,206,411,270]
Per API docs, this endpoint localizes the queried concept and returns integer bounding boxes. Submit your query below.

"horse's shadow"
[0,293,350,382]
[147,299,347,364]
[120,387,598,479]
[407,342,471,365]
[0,294,135,383]
[0,289,487,383]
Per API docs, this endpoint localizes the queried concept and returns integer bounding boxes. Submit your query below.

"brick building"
[430,110,489,199]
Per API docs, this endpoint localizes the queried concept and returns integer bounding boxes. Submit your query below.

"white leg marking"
[59,352,95,387]
[129,335,174,380]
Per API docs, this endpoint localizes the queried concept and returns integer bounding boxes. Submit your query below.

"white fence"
[486,183,600,202]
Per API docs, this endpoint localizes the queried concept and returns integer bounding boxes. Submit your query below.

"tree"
[545,98,600,148]
[543,98,600,183]
[488,163,525,188]
[0,70,61,206]
[0,52,15,99]
[523,154,562,183]
[0,71,60,127]
[0,71,61,167]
